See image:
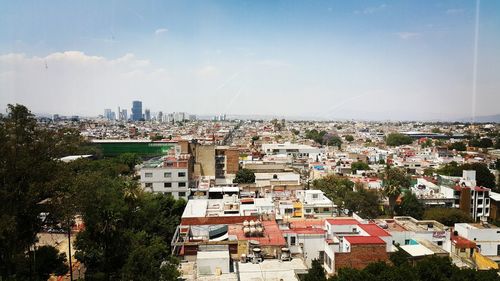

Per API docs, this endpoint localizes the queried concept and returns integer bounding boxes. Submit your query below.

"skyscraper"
[104,108,115,120]
[120,109,128,121]
[145,109,151,121]
[131,101,142,121]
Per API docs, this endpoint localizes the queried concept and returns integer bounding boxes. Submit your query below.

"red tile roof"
[345,236,385,245]
[290,219,324,229]
[452,234,476,249]
[359,224,391,237]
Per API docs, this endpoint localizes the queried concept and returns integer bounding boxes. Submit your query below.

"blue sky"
[1,0,499,120]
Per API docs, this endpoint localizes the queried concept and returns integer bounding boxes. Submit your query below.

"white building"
[261,143,325,160]
[296,190,336,217]
[140,155,190,200]
[455,223,500,258]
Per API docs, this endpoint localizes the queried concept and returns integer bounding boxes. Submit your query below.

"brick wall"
[334,244,389,271]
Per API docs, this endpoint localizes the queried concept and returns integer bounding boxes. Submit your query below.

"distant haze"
[1,1,499,120]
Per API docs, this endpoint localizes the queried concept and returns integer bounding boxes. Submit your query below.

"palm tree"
[382,167,411,215]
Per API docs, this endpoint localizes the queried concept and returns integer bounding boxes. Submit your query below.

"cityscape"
[1,1,500,281]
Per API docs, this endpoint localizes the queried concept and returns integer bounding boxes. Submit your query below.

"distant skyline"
[1,0,500,121]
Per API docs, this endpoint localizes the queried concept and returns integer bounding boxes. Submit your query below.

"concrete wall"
[195,145,215,177]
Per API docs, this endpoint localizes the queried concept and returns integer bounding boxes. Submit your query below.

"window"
[324,254,332,270]
[306,209,312,213]
[290,236,296,245]
[437,241,443,246]
[179,182,186,187]
[164,182,172,188]
[404,239,410,245]
[312,194,319,199]
[178,172,186,177]
[497,245,500,256]
[145,172,153,178]
[145,183,153,188]
[178,192,186,197]
[460,248,466,253]
[164,172,171,178]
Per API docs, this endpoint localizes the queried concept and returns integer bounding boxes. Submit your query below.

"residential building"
[140,153,191,199]
[455,222,500,260]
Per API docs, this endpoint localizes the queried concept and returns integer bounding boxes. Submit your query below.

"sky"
[0,0,499,120]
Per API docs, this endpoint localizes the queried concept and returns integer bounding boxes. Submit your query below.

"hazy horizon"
[1,1,500,120]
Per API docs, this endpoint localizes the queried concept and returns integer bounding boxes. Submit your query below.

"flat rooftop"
[227,221,287,246]
[238,259,307,281]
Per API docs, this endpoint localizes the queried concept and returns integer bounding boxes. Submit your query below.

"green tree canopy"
[448,142,467,151]
[313,175,354,208]
[385,133,413,146]
[469,137,493,148]
[382,167,411,215]
[233,168,256,184]
[395,192,425,219]
[437,162,496,189]
[351,162,370,173]
[303,259,327,281]
[423,208,473,226]
[344,135,354,142]
[0,104,84,278]
[344,189,381,219]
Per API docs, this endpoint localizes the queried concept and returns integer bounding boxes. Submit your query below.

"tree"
[117,153,142,172]
[469,137,493,148]
[436,161,462,177]
[395,192,424,219]
[313,175,354,208]
[233,168,256,184]
[351,162,370,173]
[382,167,411,215]
[305,129,327,145]
[420,138,432,148]
[423,208,472,226]
[448,142,466,151]
[31,245,68,280]
[344,189,381,219]
[303,259,326,281]
[461,163,496,189]
[389,248,410,267]
[431,128,442,133]
[437,162,496,189]
[385,133,413,146]
[0,104,83,279]
[291,129,300,135]
[344,135,354,142]
[423,168,434,176]
[325,135,343,148]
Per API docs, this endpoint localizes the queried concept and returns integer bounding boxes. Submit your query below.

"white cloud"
[154,28,168,35]
[256,59,291,68]
[395,32,421,40]
[354,4,387,15]
[0,51,169,115]
[196,65,219,78]
[446,8,464,15]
